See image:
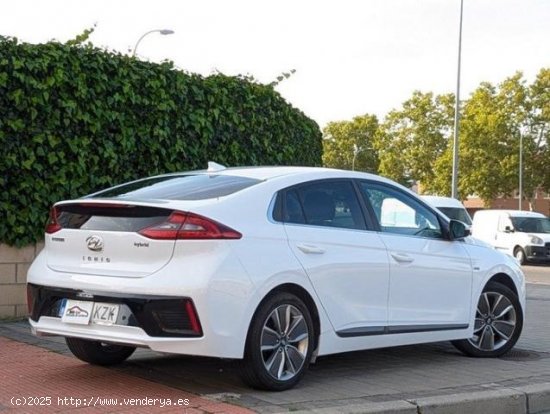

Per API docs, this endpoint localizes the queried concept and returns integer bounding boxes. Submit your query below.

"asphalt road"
[523,264,550,285]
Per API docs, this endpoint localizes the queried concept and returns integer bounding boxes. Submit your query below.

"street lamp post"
[451,0,464,199]
[133,29,174,56]
[519,132,523,210]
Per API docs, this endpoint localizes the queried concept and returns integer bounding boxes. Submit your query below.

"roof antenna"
[207,161,227,172]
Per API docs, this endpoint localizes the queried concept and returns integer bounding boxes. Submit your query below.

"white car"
[421,196,472,226]
[28,165,525,390]
[472,209,550,265]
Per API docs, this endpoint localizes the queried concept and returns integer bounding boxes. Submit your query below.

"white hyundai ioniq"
[27,164,525,390]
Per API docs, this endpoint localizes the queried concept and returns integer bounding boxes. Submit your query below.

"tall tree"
[322,114,379,173]
[375,91,454,187]
[430,70,549,208]
[527,68,550,194]
[430,79,521,200]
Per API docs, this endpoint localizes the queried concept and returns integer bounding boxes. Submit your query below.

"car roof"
[476,209,546,218]
[421,195,466,209]
[160,165,385,182]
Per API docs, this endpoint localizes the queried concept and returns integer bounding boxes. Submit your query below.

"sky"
[1,0,549,128]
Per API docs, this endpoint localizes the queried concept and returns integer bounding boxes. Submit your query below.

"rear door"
[280,179,390,335]
[46,202,177,277]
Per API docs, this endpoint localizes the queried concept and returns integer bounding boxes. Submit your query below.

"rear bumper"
[27,283,202,338]
[27,283,236,358]
[29,317,209,355]
[26,246,257,359]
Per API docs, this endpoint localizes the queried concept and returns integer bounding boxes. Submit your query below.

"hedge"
[0,36,322,247]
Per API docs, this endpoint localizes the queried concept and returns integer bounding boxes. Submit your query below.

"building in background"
[464,189,550,217]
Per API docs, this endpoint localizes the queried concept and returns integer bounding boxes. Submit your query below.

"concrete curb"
[282,385,550,414]
[512,383,550,414]
[281,400,417,414]
[411,388,526,414]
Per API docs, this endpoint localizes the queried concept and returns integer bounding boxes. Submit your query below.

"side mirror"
[449,220,471,240]
[504,225,514,233]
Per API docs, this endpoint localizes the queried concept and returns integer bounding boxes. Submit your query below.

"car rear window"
[88,174,261,201]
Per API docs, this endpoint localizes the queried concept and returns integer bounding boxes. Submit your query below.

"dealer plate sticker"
[61,300,93,325]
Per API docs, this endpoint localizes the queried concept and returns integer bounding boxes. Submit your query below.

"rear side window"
[284,190,306,224]
[277,180,366,230]
[88,174,261,201]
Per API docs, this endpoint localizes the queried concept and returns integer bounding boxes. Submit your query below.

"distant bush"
[0,36,322,246]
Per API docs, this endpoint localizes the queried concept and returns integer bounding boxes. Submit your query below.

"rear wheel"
[65,337,135,366]
[514,247,526,265]
[240,292,314,391]
[452,282,522,357]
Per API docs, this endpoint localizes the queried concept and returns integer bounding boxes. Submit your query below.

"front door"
[358,181,473,330]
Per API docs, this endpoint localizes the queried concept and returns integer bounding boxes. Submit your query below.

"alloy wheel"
[260,304,309,381]
[468,291,517,351]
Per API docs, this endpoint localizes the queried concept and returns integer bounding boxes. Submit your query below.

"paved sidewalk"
[0,336,252,413]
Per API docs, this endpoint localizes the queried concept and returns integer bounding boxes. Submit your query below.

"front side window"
[360,182,442,239]
[281,180,366,230]
[498,216,514,232]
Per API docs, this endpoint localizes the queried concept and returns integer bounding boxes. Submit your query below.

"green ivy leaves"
[0,36,322,247]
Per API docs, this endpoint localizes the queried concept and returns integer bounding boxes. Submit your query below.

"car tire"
[65,337,135,366]
[514,247,526,265]
[240,292,315,391]
[452,281,523,358]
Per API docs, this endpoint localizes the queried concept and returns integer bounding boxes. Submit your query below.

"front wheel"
[65,337,135,366]
[452,282,523,357]
[240,292,315,391]
[514,247,526,265]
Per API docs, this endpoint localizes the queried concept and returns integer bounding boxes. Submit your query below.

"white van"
[421,196,472,226]
[471,209,550,264]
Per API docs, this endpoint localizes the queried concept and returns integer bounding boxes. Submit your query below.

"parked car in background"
[421,196,472,226]
[27,165,525,390]
[471,209,550,264]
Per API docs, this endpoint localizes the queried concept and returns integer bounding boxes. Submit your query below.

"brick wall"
[0,243,43,318]
[464,196,550,216]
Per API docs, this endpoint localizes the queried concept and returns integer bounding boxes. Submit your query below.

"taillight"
[138,211,241,240]
[45,206,62,234]
[137,212,187,240]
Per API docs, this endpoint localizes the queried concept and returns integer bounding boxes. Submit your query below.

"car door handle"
[390,252,414,263]
[296,244,325,254]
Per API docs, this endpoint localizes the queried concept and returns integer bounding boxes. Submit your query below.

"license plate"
[92,302,119,325]
[61,300,93,325]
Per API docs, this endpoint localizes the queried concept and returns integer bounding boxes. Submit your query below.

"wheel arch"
[486,272,519,297]
[513,245,523,255]
[247,283,321,353]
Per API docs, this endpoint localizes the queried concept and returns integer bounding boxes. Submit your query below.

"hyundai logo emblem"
[86,235,104,252]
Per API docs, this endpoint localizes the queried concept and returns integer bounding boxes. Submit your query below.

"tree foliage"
[322,114,379,173]
[429,71,549,205]
[0,36,322,246]
[322,68,549,207]
[376,91,454,187]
